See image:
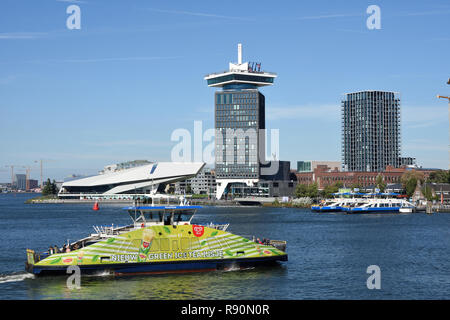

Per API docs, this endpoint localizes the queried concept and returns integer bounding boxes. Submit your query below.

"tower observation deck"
[204,43,277,88]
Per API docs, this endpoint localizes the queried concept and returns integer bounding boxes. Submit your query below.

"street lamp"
[437,78,450,169]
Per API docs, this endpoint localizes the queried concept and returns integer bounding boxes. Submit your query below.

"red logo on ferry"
[192,225,204,237]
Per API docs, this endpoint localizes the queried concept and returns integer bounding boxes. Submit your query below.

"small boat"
[342,198,415,214]
[311,199,343,212]
[311,192,363,212]
[25,201,287,276]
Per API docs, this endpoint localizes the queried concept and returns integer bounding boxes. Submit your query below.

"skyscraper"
[14,174,27,190]
[205,44,277,199]
[341,90,401,172]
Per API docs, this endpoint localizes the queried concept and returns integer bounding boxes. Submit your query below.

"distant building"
[175,168,217,196]
[14,174,27,190]
[59,162,205,198]
[28,179,39,189]
[398,157,417,167]
[297,161,341,173]
[295,164,436,189]
[230,161,298,198]
[424,183,450,204]
[190,168,217,196]
[342,91,402,172]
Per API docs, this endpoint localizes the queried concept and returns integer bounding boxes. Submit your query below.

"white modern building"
[58,161,205,199]
[175,167,217,196]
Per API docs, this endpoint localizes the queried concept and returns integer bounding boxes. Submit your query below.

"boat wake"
[85,270,114,278]
[0,271,35,284]
[223,264,255,272]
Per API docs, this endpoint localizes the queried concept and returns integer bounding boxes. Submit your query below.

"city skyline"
[1,0,450,182]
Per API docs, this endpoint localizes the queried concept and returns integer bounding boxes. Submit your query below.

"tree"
[427,170,450,184]
[51,179,58,195]
[376,175,386,192]
[295,183,319,198]
[42,178,58,196]
[306,183,319,198]
[321,182,343,198]
[400,171,424,197]
[295,184,308,198]
[422,185,437,201]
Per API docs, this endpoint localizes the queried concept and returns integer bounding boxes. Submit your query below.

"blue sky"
[0,0,449,182]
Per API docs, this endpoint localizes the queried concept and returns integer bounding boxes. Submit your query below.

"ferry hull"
[344,207,402,214]
[26,224,287,277]
[311,206,342,212]
[26,255,287,276]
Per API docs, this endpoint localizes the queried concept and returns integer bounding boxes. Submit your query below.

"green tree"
[51,179,58,194]
[401,171,424,197]
[376,175,386,192]
[321,182,343,198]
[422,185,437,201]
[296,182,320,199]
[295,184,308,198]
[42,178,58,196]
[305,182,319,198]
[427,170,450,184]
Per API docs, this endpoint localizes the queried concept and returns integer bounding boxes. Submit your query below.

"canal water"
[0,193,449,299]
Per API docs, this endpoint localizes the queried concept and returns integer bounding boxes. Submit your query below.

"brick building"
[295,164,435,189]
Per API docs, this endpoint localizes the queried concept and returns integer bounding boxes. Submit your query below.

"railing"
[93,225,117,236]
[205,222,229,231]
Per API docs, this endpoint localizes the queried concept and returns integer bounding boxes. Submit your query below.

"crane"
[4,165,18,187]
[35,159,56,188]
[437,77,450,169]
[22,166,33,191]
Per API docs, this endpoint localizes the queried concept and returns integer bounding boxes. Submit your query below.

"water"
[1,193,449,299]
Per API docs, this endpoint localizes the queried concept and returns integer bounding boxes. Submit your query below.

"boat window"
[174,212,193,223]
[172,240,179,251]
[164,213,173,225]
[143,211,163,222]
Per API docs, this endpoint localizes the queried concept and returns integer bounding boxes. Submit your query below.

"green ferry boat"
[26,204,287,276]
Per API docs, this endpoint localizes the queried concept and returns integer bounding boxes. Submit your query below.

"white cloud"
[0,32,47,39]
[146,8,254,21]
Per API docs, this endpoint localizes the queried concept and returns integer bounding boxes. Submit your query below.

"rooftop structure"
[59,162,205,199]
[204,43,277,89]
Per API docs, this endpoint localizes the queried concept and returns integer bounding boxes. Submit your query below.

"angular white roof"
[62,162,205,188]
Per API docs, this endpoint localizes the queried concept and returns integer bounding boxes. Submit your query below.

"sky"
[0,0,449,182]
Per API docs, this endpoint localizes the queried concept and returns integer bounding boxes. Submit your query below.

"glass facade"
[341,91,401,172]
[215,88,265,179]
[297,161,312,172]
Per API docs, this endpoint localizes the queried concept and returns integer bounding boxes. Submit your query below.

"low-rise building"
[297,160,341,173]
[295,164,436,189]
